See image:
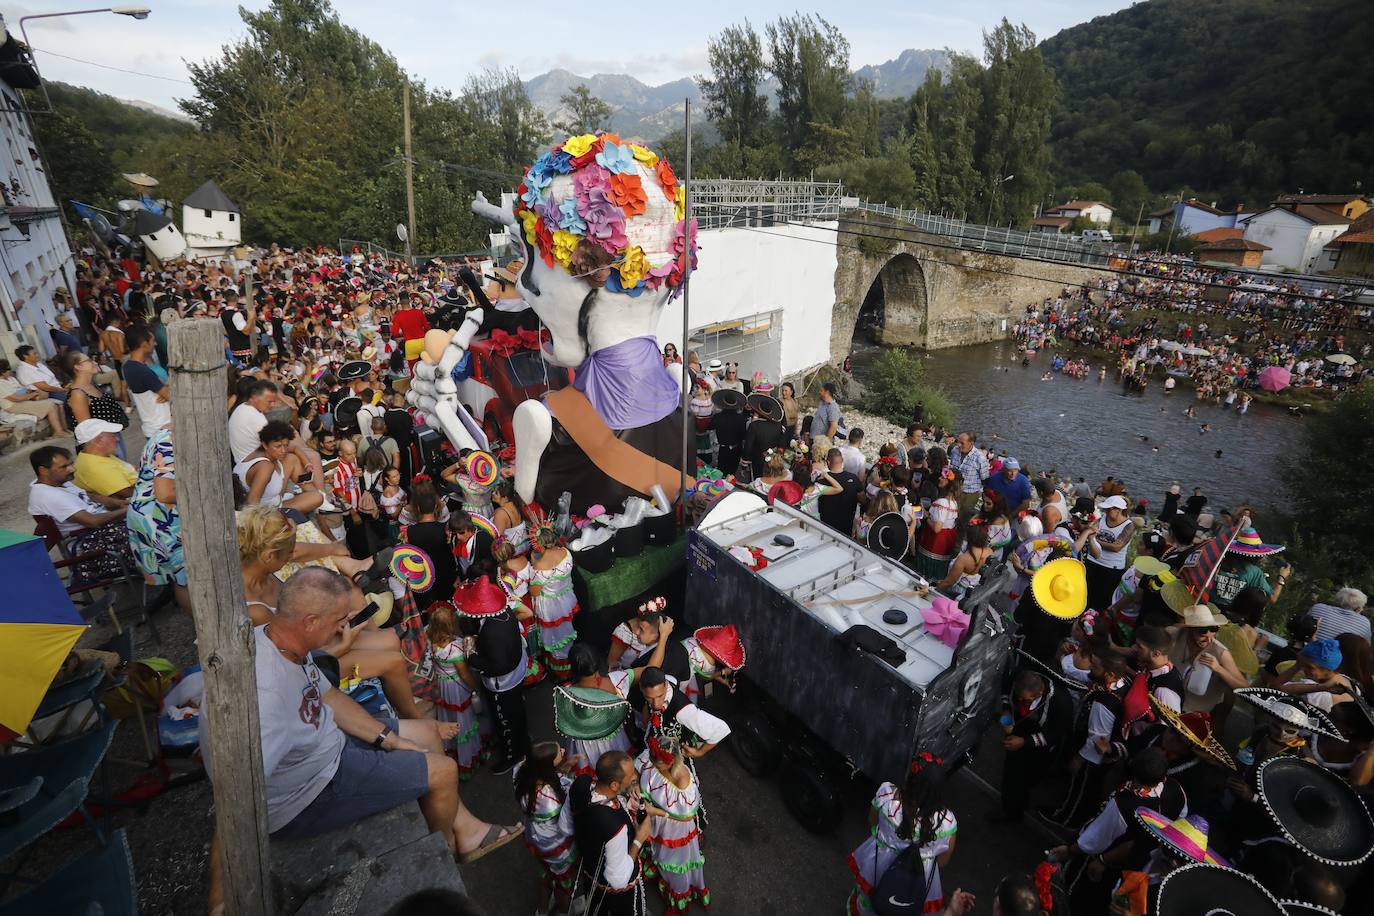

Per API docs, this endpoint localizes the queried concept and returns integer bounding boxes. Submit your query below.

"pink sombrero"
[1227,525,1285,557]
[1136,809,1230,866]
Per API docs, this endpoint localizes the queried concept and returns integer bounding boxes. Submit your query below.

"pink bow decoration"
[920,594,970,648]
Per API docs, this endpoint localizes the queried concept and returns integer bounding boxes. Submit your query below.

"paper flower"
[674,184,686,222]
[536,194,563,233]
[520,168,552,209]
[632,144,659,167]
[518,208,541,246]
[920,594,970,649]
[534,218,555,267]
[617,245,649,288]
[561,134,598,158]
[582,186,628,253]
[608,172,648,217]
[557,197,586,234]
[551,229,579,268]
[656,159,678,202]
[595,140,638,175]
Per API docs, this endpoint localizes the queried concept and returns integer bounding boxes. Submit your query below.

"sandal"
[457,822,522,864]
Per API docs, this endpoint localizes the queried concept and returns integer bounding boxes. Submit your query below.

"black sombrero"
[746,392,784,424]
[333,395,363,430]
[1154,863,1285,916]
[1280,901,1341,916]
[866,512,908,561]
[1235,688,1343,740]
[1255,756,1374,866]
[337,359,372,382]
[711,388,745,411]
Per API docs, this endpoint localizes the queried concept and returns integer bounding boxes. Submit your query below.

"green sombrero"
[553,685,630,741]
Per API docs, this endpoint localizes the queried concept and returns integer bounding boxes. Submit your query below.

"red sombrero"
[452,577,508,618]
[767,480,804,507]
[694,625,746,670]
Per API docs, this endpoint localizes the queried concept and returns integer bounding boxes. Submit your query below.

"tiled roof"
[1199,238,1269,252]
[1193,227,1244,243]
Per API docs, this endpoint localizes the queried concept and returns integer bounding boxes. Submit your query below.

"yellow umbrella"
[0,531,86,741]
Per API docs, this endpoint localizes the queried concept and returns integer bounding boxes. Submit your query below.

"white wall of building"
[1078,203,1113,225]
[0,81,76,360]
[1244,210,1348,272]
[183,206,240,247]
[655,221,838,379]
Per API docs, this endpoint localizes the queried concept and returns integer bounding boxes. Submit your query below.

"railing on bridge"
[688,178,1110,268]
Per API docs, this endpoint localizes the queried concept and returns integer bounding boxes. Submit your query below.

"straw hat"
[1159,579,1195,616]
[1154,863,1285,916]
[1031,557,1088,620]
[1133,555,1169,577]
[1227,525,1284,557]
[1180,604,1228,628]
[766,480,804,507]
[1013,647,1088,694]
[1136,808,1230,866]
[1255,756,1374,866]
[694,625,747,670]
[1151,697,1235,770]
[1234,688,1343,740]
[1279,901,1341,916]
[553,684,630,741]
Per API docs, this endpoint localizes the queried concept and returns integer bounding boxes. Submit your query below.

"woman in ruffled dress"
[514,741,580,916]
[496,540,545,687]
[563,643,636,777]
[640,733,709,911]
[679,625,746,706]
[914,469,962,582]
[531,524,579,681]
[846,753,957,915]
[425,602,485,779]
[492,480,530,557]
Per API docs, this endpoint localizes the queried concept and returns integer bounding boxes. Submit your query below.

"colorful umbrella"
[1257,366,1291,392]
[0,530,87,741]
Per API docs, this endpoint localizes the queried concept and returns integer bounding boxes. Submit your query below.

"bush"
[862,348,958,428]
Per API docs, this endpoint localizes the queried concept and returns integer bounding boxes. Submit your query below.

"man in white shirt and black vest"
[570,750,656,916]
[633,666,730,759]
[218,288,255,363]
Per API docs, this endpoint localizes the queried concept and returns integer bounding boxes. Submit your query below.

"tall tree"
[765,13,852,160]
[552,84,613,136]
[973,19,1057,224]
[459,67,549,173]
[1108,169,1150,225]
[699,20,770,165]
[30,109,116,207]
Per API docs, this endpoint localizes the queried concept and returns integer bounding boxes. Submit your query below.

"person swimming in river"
[1199,423,1211,434]
[1183,405,1197,419]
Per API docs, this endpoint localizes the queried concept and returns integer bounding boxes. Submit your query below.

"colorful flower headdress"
[637,595,667,617]
[512,132,698,300]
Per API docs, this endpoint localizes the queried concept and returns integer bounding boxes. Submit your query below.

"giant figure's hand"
[405,327,486,453]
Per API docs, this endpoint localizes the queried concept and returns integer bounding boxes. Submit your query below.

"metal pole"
[402,81,418,267]
[679,99,693,506]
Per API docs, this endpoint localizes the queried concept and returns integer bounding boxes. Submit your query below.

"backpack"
[362,435,389,468]
[871,842,929,916]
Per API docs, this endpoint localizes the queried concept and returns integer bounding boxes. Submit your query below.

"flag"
[1180,524,1236,604]
[68,199,97,221]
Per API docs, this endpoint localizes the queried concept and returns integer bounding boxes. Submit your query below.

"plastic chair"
[34,515,161,644]
[0,827,137,916]
[0,721,117,893]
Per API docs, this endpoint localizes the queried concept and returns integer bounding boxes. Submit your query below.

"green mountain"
[1040,0,1374,209]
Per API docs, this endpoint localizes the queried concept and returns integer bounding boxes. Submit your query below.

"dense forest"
[1041,0,1374,211]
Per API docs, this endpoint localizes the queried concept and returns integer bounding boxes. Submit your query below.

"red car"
[458,338,571,447]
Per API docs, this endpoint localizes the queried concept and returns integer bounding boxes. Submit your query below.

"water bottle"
[999,712,1016,735]
[1186,661,1212,696]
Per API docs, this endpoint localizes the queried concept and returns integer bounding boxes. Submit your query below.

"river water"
[850,340,1304,515]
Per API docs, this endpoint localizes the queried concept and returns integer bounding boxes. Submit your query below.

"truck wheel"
[779,759,842,834]
[729,709,782,778]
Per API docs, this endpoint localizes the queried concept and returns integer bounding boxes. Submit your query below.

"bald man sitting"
[206,568,520,910]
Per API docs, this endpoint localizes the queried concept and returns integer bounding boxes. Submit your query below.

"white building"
[182,179,241,258]
[1045,199,1114,226]
[0,25,78,361]
[1242,205,1352,273]
[1147,199,1253,237]
[135,209,187,263]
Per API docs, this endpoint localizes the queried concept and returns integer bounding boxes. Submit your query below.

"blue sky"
[5,0,1136,113]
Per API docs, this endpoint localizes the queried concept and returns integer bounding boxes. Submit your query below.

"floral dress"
[564,670,635,778]
[532,552,579,679]
[846,782,956,915]
[610,620,653,669]
[640,765,709,911]
[515,765,579,896]
[501,564,545,686]
[429,639,484,779]
[126,428,185,587]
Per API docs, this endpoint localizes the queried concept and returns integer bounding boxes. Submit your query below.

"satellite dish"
[395,223,409,243]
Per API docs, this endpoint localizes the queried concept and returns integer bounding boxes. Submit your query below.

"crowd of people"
[15,235,1374,916]
[1012,255,1370,405]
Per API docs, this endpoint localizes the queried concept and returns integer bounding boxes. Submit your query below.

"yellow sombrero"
[1031,557,1088,620]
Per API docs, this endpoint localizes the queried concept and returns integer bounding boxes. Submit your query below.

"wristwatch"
[373,726,392,749]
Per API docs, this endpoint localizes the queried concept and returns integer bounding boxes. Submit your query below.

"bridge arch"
[837,250,930,358]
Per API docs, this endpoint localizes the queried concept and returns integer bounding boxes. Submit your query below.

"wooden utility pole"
[168,317,274,916]
[402,81,418,266]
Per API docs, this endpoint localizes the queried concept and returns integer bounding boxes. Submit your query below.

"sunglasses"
[1198,626,1220,633]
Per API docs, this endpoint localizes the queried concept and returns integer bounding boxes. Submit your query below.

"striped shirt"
[1307,603,1372,643]
[331,460,361,512]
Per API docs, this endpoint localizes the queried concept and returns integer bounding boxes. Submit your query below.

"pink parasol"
[1257,366,1291,392]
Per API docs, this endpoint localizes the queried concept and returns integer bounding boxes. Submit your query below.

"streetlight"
[18,7,152,112]
[986,173,1014,226]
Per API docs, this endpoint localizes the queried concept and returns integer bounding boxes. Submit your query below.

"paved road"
[457,681,1055,915]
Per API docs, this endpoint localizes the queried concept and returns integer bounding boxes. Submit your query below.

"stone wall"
[830,208,1117,358]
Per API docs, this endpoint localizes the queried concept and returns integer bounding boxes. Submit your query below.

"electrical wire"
[30,46,196,86]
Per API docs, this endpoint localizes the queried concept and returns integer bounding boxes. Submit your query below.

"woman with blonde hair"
[236,505,423,718]
[426,602,485,778]
[750,447,791,495]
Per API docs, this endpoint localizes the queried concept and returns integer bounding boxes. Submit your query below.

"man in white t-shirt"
[27,445,127,535]
[1084,494,1134,611]
[13,345,65,402]
[229,379,278,462]
[839,427,867,483]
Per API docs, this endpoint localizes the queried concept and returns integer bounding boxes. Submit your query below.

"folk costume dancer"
[635,667,731,764]
[426,601,486,779]
[995,662,1074,824]
[570,751,658,916]
[514,741,580,916]
[845,752,957,915]
[639,734,709,912]
[560,644,656,779]
[532,521,580,680]
[609,596,665,670]
[679,625,746,706]
[1042,652,1136,830]
[457,574,531,774]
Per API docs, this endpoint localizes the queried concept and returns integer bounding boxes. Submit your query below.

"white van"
[1082,229,1114,243]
